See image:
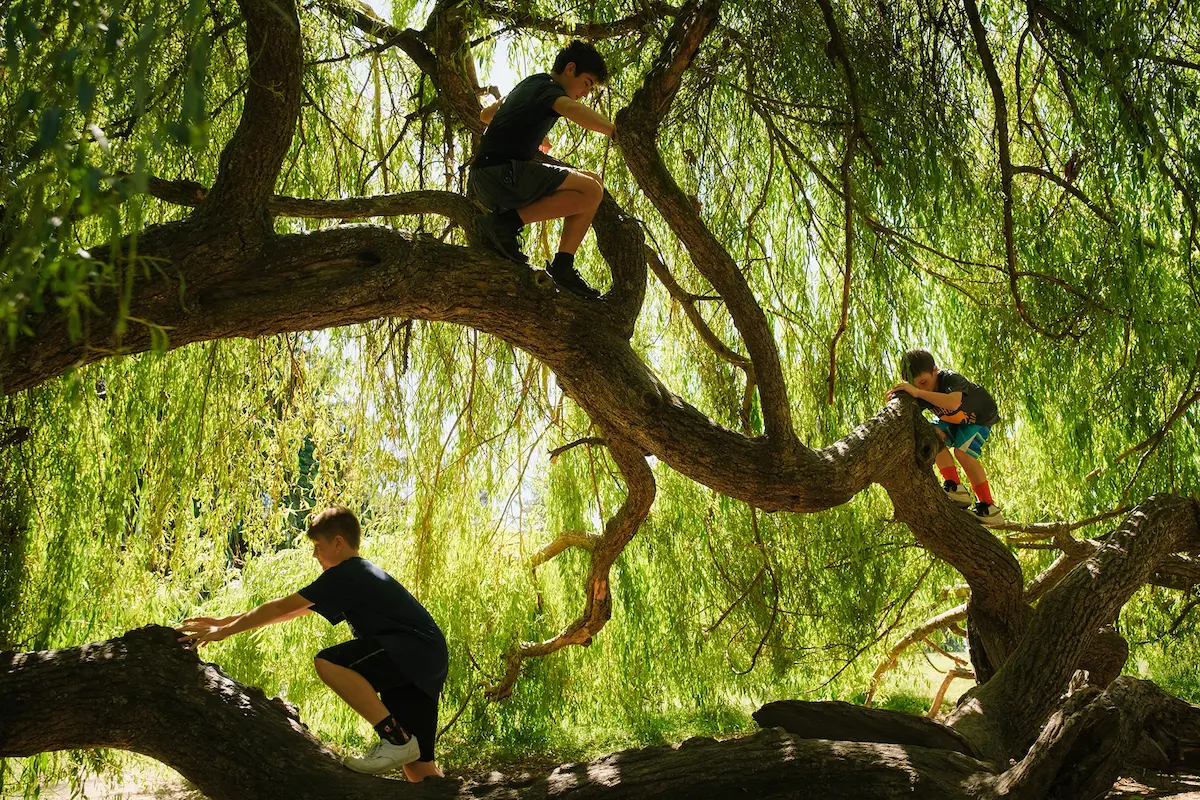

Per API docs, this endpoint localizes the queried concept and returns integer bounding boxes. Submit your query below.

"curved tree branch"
[489,436,655,699]
[196,0,304,238]
[616,0,797,445]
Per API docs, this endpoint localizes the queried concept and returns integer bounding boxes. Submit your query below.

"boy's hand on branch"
[177,617,232,647]
[539,136,552,154]
[888,382,919,400]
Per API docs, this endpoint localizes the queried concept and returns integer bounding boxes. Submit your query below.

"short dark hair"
[900,348,937,382]
[553,40,609,84]
[306,506,361,549]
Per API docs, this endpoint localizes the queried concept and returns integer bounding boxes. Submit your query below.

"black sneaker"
[475,213,527,263]
[943,480,972,507]
[973,502,1004,526]
[547,260,601,299]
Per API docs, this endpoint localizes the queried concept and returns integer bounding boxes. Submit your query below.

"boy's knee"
[314,656,333,681]
[580,171,604,203]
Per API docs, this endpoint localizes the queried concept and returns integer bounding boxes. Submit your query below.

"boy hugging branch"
[469,40,615,299]
[178,507,449,780]
[889,348,1005,526]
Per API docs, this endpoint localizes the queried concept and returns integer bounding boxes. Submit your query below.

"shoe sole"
[547,270,601,299]
[343,742,421,774]
[964,507,1004,526]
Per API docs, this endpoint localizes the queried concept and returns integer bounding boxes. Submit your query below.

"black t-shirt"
[475,73,568,168]
[299,556,448,698]
[916,369,1000,427]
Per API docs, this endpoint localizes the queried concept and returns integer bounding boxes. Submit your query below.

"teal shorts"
[934,421,990,459]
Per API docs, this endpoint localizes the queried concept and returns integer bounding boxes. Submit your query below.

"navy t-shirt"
[916,369,1000,427]
[475,73,568,168]
[299,556,448,699]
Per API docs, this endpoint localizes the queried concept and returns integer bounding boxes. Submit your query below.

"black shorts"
[468,160,571,212]
[316,638,440,762]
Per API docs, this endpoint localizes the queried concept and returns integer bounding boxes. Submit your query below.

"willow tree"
[2,0,1200,796]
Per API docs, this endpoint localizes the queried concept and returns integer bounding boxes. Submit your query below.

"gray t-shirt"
[475,73,568,168]
[916,369,1000,427]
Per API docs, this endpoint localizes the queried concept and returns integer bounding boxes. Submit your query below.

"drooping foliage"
[1,0,1198,792]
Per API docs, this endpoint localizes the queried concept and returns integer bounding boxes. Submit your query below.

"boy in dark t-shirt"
[888,348,1004,526]
[178,507,448,780]
[469,40,615,299]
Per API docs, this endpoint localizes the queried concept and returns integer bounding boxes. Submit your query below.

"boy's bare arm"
[552,97,615,136]
[480,99,502,125]
[177,593,313,646]
[888,382,963,412]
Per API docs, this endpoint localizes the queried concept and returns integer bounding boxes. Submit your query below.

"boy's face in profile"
[911,369,938,392]
[556,63,601,100]
[310,533,346,570]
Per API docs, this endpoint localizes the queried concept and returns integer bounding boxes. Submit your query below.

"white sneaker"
[943,480,972,507]
[973,502,1004,527]
[343,737,421,774]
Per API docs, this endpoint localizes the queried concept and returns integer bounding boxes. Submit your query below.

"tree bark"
[1,626,996,800]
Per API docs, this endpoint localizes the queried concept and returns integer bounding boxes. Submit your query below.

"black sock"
[374,714,410,745]
[498,208,523,230]
[551,251,575,270]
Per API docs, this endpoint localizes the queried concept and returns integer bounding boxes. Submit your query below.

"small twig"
[548,436,607,463]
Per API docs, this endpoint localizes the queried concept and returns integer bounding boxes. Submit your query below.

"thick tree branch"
[196,0,303,237]
[1,625,1006,798]
[951,494,1200,758]
[528,531,600,570]
[616,0,797,444]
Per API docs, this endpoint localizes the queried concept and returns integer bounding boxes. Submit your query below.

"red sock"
[972,481,994,505]
[939,465,961,485]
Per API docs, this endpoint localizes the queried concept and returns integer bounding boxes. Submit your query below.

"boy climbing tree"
[178,507,449,780]
[888,348,1004,525]
[469,40,615,299]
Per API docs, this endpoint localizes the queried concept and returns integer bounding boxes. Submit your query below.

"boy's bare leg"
[934,446,958,472]
[557,170,602,253]
[517,171,602,231]
[314,657,390,725]
[403,761,444,782]
[952,448,987,486]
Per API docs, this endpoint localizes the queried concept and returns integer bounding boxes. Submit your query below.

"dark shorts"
[468,159,571,212]
[934,421,991,459]
[316,638,440,762]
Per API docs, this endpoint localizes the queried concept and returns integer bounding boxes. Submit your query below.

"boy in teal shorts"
[888,348,1004,525]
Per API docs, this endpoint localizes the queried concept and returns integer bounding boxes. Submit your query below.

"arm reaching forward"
[177,593,313,646]
[552,96,615,136]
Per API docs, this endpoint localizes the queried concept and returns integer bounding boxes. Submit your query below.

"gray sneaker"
[973,502,1004,527]
[343,736,421,774]
[943,480,972,507]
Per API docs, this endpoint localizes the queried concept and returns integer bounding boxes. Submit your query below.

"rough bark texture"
[754,700,979,757]
[2,627,994,800]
